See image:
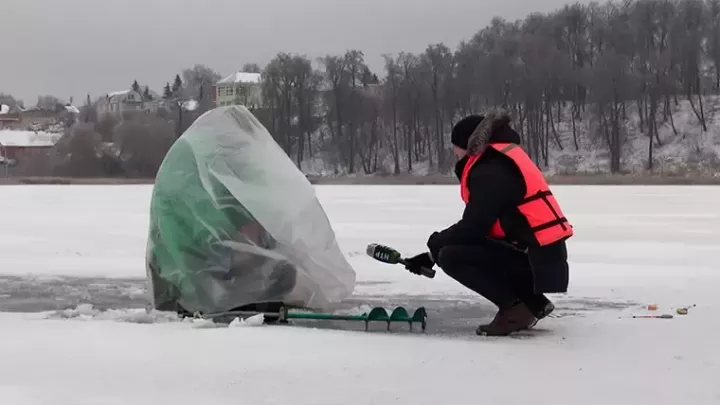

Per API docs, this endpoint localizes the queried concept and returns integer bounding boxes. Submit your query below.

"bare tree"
[181,64,222,103]
[112,114,175,177]
[53,123,105,177]
[36,95,64,112]
[47,0,720,178]
[242,63,263,73]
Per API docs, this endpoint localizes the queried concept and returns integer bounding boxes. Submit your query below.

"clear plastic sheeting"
[145,105,356,315]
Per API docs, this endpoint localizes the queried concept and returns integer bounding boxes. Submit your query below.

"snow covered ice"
[1,184,719,404]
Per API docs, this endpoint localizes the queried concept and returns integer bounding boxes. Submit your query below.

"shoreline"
[1,174,719,186]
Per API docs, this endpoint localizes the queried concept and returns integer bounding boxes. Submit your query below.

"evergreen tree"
[80,94,95,124]
[143,86,152,101]
[163,82,172,99]
[171,74,183,95]
[132,80,140,92]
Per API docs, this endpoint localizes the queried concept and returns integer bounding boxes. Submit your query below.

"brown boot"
[526,299,555,330]
[476,301,537,336]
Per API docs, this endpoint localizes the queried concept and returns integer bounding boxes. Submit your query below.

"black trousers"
[436,240,551,313]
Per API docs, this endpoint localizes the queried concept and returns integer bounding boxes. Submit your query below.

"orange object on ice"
[647,304,658,311]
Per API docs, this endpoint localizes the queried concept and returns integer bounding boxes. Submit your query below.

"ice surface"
[0,184,719,404]
[0,185,152,278]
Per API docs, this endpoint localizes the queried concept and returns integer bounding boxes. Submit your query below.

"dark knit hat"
[450,115,484,150]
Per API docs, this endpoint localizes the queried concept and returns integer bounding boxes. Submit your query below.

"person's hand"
[404,252,434,275]
[426,231,442,261]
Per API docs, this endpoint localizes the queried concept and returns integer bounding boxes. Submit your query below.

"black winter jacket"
[426,120,569,293]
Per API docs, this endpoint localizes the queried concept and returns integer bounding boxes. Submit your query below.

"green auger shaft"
[285,312,367,321]
[197,306,428,332]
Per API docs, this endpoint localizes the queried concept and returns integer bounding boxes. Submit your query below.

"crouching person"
[403,110,573,336]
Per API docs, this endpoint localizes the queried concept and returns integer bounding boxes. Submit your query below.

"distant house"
[215,71,262,109]
[0,104,22,128]
[65,105,80,115]
[0,130,62,165]
[96,89,159,119]
[63,104,81,126]
[1,104,72,132]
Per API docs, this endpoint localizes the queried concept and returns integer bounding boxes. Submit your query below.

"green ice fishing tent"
[145,105,356,315]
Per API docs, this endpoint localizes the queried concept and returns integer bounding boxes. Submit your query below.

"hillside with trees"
[255,0,720,177]
[4,0,720,179]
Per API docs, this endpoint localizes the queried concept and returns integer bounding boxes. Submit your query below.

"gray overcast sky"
[1,0,574,104]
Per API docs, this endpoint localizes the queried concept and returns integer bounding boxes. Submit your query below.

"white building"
[215,71,263,109]
[96,90,160,119]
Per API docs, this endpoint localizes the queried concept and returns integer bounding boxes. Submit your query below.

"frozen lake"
[0,184,719,404]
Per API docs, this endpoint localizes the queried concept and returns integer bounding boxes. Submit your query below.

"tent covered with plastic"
[145,105,356,316]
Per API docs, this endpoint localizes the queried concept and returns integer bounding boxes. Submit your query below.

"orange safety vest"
[460,143,573,246]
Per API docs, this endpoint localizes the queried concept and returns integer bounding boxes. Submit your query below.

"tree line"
[6,0,720,177]
[253,0,719,175]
